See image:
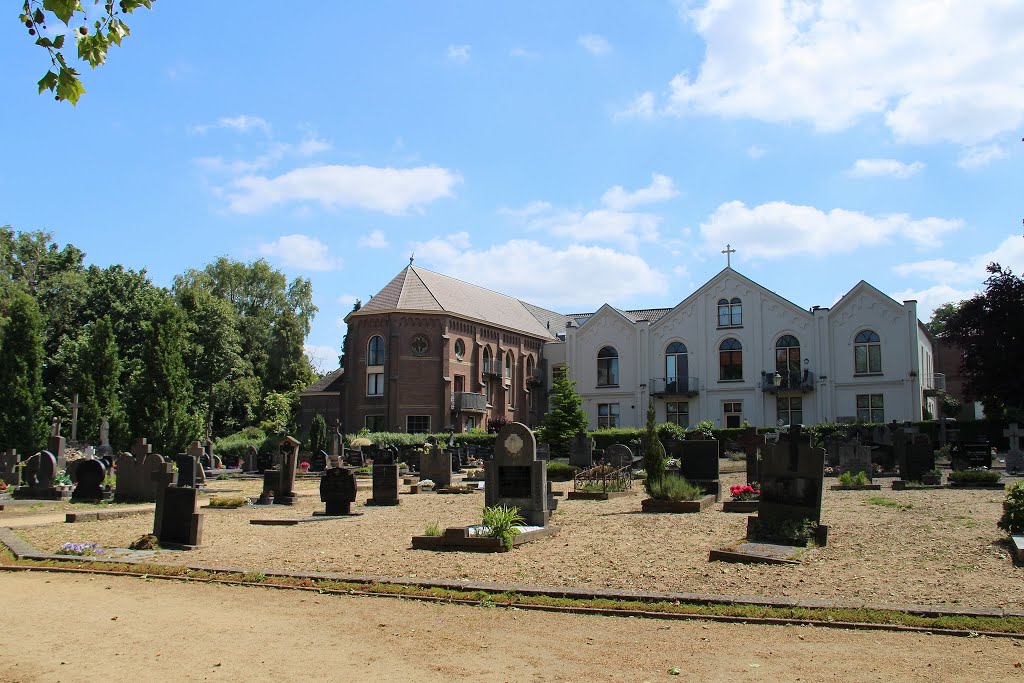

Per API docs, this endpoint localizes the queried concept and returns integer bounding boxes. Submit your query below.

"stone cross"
[1005,424,1022,453]
[722,243,736,267]
[68,393,81,442]
[131,438,152,460]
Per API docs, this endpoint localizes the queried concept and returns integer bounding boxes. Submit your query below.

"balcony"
[482,360,501,377]
[453,391,487,413]
[761,369,815,393]
[922,373,946,397]
[526,368,543,386]
[650,377,700,397]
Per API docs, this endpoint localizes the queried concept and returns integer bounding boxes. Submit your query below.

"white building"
[544,267,937,429]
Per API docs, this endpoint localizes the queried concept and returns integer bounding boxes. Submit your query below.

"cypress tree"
[0,291,48,453]
[538,368,589,457]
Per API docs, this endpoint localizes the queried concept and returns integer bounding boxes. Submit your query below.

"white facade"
[547,268,935,429]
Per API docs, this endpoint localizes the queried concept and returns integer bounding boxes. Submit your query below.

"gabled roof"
[829,279,909,318]
[302,367,344,394]
[352,265,562,339]
[566,307,672,326]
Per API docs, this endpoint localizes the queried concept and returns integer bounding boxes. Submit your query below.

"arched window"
[504,351,514,381]
[775,335,801,386]
[854,330,882,374]
[719,338,742,381]
[665,342,688,392]
[454,338,465,361]
[597,346,619,386]
[718,297,742,327]
[367,335,385,366]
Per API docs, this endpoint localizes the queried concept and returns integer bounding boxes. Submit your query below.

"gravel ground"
[12,471,1024,609]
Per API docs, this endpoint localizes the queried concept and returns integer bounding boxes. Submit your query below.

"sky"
[2,1,1022,374]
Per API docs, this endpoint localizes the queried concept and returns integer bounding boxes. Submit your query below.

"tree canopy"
[943,263,1024,420]
[538,369,589,457]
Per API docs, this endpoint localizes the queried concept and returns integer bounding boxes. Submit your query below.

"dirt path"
[0,571,1021,682]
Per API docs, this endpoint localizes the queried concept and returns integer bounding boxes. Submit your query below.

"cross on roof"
[722,243,736,267]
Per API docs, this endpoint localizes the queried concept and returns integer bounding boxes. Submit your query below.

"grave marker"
[1,449,21,487]
[667,439,721,500]
[114,440,168,503]
[367,464,400,506]
[740,427,764,483]
[839,443,873,480]
[603,444,633,470]
[751,426,827,545]
[568,432,594,468]
[484,423,549,527]
[320,467,357,515]
[13,451,61,499]
[419,443,453,488]
[70,459,106,502]
[1005,424,1024,474]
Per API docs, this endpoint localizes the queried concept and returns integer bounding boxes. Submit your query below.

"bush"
[486,416,509,434]
[424,521,442,537]
[749,517,818,546]
[949,469,1002,484]
[999,482,1024,536]
[482,504,525,549]
[547,462,578,482]
[838,471,870,486]
[207,496,248,508]
[645,474,704,502]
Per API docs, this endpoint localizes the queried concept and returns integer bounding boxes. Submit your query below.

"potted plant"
[723,483,760,512]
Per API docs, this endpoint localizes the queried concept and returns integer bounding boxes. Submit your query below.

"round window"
[454,338,465,361]
[410,334,430,356]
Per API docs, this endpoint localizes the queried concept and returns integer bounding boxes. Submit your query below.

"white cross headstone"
[1005,424,1024,473]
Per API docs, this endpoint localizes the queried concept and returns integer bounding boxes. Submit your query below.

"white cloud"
[601,173,679,210]
[746,145,766,159]
[578,33,611,55]
[651,1,1024,146]
[447,44,471,63]
[257,234,342,271]
[849,158,925,179]
[304,344,339,374]
[890,284,976,320]
[957,144,1009,170]
[338,293,360,309]
[893,259,966,283]
[358,230,390,249]
[190,115,271,136]
[224,165,461,214]
[614,92,656,120]
[509,47,539,59]
[413,233,668,308]
[699,200,963,259]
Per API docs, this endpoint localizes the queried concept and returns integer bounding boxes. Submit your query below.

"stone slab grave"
[951,440,992,472]
[411,524,558,552]
[70,459,106,503]
[893,434,937,488]
[667,439,721,501]
[13,451,65,499]
[256,436,300,505]
[114,438,168,503]
[419,443,453,489]
[152,462,204,549]
[740,427,764,484]
[710,426,827,564]
[367,464,400,506]
[569,432,594,468]
[485,423,550,527]
[1005,424,1024,474]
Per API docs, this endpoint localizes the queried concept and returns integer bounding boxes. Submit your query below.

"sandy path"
[0,571,1020,683]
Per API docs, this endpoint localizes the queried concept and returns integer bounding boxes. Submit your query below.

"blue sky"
[2,1,1022,373]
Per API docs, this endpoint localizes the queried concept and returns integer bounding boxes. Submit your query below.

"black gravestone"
[667,439,721,500]
[902,434,935,482]
[951,441,991,471]
[320,467,358,515]
[70,459,106,502]
[367,464,400,506]
[175,454,199,488]
[256,451,273,473]
[157,486,204,548]
[752,427,827,546]
[309,450,328,472]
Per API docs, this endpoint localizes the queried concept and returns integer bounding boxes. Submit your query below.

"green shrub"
[838,471,870,486]
[999,482,1024,536]
[424,521,442,537]
[214,426,267,459]
[645,474,704,502]
[207,496,248,508]
[579,479,629,493]
[546,462,578,482]
[949,469,1002,484]
[481,505,525,549]
[749,517,819,546]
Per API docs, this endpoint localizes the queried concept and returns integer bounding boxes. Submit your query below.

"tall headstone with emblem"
[367,462,400,506]
[749,426,827,545]
[485,422,549,527]
[419,442,453,488]
[258,436,300,505]
[569,432,594,468]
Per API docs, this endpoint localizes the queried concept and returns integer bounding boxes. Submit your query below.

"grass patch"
[866,496,913,511]
[645,475,704,502]
[207,496,249,509]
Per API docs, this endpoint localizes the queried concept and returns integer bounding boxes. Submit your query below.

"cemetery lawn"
[12,473,1024,610]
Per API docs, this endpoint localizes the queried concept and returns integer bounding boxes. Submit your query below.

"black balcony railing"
[482,360,501,377]
[761,369,815,393]
[453,392,487,413]
[526,368,543,386]
[649,377,700,397]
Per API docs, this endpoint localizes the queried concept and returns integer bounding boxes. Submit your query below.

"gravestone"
[839,443,873,480]
[367,464,400,506]
[70,459,106,502]
[951,440,992,471]
[536,443,551,461]
[97,418,113,458]
[47,432,67,472]
[114,439,168,502]
[320,467,357,515]
[1005,424,1024,474]
[244,445,259,472]
[176,453,199,488]
[256,450,273,473]
[419,444,453,488]
[484,422,549,527]
[669,439,721,501]
[13,451,61,499]
[902,434,935,482]
[153,470,204,550]
[569,432,594,468]
[603,444,633,470]
[740,427,764,484]
[1,449,21,487]
[309,450,328,472]
[751,426,827,545]
[258,436,300,505]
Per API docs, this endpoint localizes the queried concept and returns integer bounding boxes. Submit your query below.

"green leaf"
[35,37,54,48]
[37,70,59,94]
[43,0,79,26]
[53,34,65,49]
[56,66,85,105]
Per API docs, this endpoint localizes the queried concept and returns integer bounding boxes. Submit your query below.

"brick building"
[338,264,564,434]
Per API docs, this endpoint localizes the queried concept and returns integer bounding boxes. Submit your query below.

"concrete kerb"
[0,528,1019,634]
